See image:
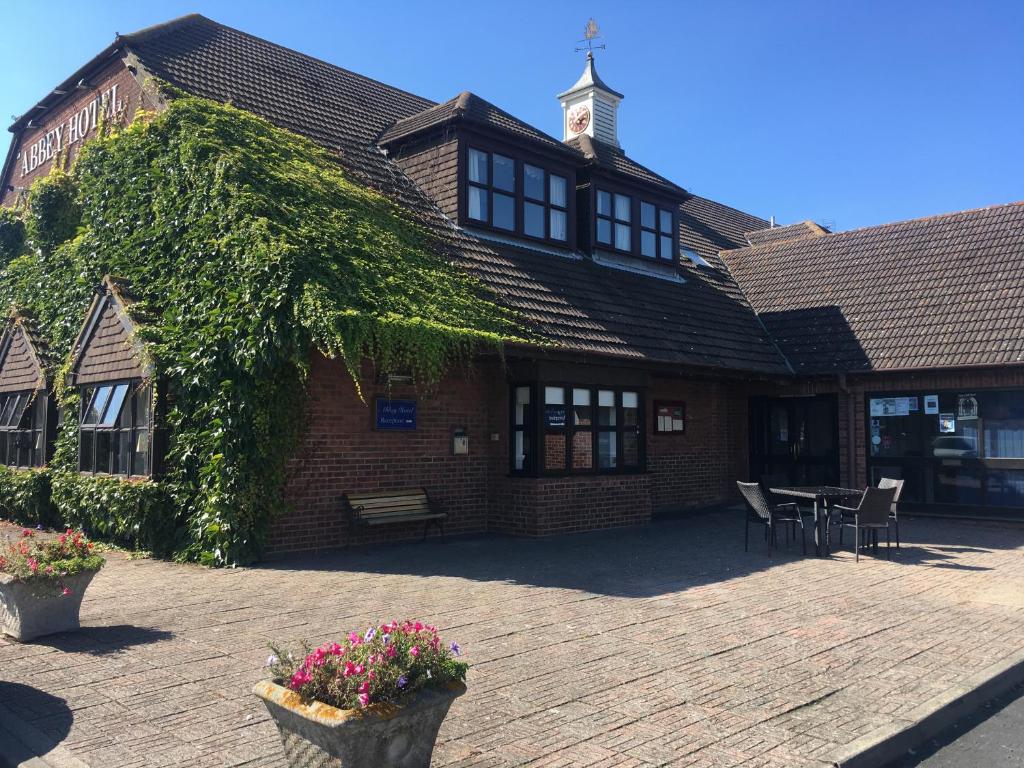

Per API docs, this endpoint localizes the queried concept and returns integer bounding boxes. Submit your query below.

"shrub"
[0,527,104,596]
[0,467,57,528]
[268,620,467,710]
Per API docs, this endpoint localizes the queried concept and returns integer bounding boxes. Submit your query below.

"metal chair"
[737,481,807,555]
[759,474,813,545]
[833,486,898,561]
[877,478,905,548]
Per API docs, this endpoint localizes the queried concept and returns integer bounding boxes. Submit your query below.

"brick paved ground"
[1,511,1023,768]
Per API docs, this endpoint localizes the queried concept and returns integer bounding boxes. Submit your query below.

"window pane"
[545,386,565,405]
[32,397,44,429]
[596,190,611,216]
[0,395,13,426]
[660,209,673,234]
[468,149,488,184]
[79,431,93,471]
[572,431,593,470]
[95,431,111,473]
[545,387,566,429]
[7,394,26,427]
[660,235,674,260]
[514,386,531,426]
[550,175,567,208]
[493,154,515,192]
[514,430,527,471]
[623,391,639,409]
[641,230,657,258]
[573,388,592,426]
[550,210,567,241]
[641,202,656,229]
[614,194,631,222]
[135,386,152,425]
[100,383,129,427]
[493,193,515,230]
[524,164,545,201]
[524,201,545,238]
[596,218,611,245]
[85,386,112,425]
[132,430,149,476]
[598,431,617,469]
[614,223,631,251]
[545,433,566,470]
[112,430,129,475]
[467,185,488,221]
[598,390,616,426]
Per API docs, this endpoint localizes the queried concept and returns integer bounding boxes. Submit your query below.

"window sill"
[590,250,684,283]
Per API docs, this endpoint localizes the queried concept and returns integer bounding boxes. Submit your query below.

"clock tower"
[558,50,623,146]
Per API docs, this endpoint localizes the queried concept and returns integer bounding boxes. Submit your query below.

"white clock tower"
[558,50,623,146]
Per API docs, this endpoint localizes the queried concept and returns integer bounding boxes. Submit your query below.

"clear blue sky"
[2,0,1021,231]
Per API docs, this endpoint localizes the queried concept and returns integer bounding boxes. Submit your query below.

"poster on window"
[939,414,956,433]
[957,394,978,420]
[869,397,911,417]
[924,395,939,414]
[544,404,566,428]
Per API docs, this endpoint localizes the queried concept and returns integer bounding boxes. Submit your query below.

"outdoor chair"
[760,474,814,543]
[877,477,905,548]
[833,486,898,561]
[738,481,807,555]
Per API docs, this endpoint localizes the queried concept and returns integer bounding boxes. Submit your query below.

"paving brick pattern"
[1,512,1023,767]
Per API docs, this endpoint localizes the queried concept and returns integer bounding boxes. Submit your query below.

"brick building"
[2,15,1023,555]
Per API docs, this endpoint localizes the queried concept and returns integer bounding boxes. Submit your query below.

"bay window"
[0,391,46,468]
[79,381,152,477]
[511,383,644,475]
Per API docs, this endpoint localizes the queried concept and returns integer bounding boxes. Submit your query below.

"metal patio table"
[768,486,863,556]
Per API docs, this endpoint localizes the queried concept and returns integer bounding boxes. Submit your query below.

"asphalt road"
[888,683,1024,767]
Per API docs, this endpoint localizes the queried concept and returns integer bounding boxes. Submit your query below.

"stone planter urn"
[0,570,98,642]
[254,678,466,768]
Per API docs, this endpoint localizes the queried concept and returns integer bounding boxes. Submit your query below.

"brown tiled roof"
[70,277,150,385]
[0,315,49,393]
[114,15,789,375]
[744,220,828,246]
[566,134,686,196]
[378,92,577,159]
[723,202,1024,373]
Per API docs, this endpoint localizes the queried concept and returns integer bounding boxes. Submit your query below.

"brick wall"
[3,57,148,207]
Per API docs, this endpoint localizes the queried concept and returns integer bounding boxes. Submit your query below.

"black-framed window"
[511,383,643,475]
[0,391,45,468]
[466,147,572,245]
[79,380,152,477]
[596,189,676,261]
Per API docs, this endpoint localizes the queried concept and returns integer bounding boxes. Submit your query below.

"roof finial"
[575,18,606,58]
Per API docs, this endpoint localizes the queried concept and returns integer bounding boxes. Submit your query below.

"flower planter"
[254,678,466,768]
[0,570,98,642]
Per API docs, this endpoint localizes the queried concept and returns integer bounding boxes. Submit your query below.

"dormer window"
[464,145,574,246]
[595,189,676,261]
[0,391,45,468]
[78,381,152,476]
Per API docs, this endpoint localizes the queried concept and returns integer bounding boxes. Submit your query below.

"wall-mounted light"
[452,426,469,456]
[76,78,91,90]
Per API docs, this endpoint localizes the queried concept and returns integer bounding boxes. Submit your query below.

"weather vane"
[575,18,606,56]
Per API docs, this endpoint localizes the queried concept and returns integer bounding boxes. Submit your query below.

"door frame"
[748,394,841,485]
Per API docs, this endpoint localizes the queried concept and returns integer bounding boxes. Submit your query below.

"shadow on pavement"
[256,510,1020,597]
[0,681,73,759]
[34,623,174,655]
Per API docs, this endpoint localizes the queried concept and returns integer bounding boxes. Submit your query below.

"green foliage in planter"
[0,208,26,265]
[0,96,527,565]
[24,171,81,256]
[0,466,56,528]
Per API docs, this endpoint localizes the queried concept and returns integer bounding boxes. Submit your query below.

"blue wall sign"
[375,398,417,430]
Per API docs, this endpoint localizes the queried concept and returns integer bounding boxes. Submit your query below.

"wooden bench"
[342,489,446,543]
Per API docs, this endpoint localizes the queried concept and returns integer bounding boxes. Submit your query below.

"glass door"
[750,396,840,487]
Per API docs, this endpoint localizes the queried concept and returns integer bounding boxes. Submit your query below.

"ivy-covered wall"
[0,95,526,565]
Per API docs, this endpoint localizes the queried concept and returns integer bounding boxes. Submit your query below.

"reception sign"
[375,398,416,430]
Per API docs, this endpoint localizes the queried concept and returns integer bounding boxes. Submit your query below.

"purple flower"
[449,642,461,657]
[381,633,391,645]
[35,524,42,530]
[265,654,279,667]
[364,627,377,642]
[397,675,408,689]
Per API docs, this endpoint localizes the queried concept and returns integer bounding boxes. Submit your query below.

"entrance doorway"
[749,395,840,486]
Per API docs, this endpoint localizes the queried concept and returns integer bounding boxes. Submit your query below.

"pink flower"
[353,664,364,675]
[289,668,311,690]
[409,646,420,658]
[367,670,375,680]
[358,681,370,694]
[385,645,397,659]
[358,693,370,708]
[61,587,71,596]
[348,632,361,645]
[413,622,424,632]
[342,661,356,677]
[27,558,39,573]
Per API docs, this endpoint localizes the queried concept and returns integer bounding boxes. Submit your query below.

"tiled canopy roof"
[565,134,686,196]
[379,91,577,159]
[723,203,1024,374]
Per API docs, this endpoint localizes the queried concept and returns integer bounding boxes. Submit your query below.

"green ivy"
[24,171,81,257]
[0,466,55,528]
[0,95,529,565]
[0,208,26,265]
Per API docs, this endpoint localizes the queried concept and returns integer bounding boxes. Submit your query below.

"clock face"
[568,104,591,134]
